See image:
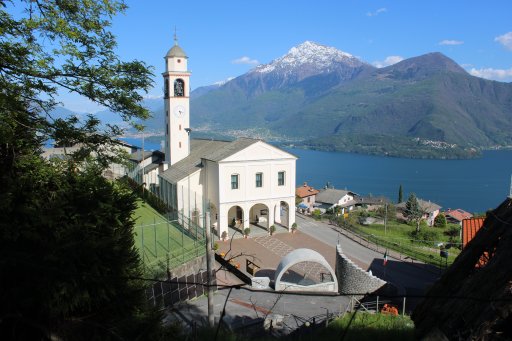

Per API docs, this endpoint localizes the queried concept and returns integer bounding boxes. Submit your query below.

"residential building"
[444,208,473,225]
[315,188,357,214]
[296,182,319,213]
[396,199,441,226]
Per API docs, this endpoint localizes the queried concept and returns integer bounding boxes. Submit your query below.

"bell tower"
[163,33,191,165]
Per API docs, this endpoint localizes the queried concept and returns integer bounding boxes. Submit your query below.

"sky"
[61,0,512,113]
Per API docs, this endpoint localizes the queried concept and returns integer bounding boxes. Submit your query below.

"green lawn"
[132,200,205,273]
[349,220,461,265]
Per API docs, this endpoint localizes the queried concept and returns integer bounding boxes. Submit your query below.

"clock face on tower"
[174,105,186,118]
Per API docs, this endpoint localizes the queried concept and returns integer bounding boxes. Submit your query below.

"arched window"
[174,78,185,97]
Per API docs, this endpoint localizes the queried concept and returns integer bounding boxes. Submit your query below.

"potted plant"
[213,242,219,251]
[270,225,276,236]
[230,218,236,228]
[243,227,251,238]
[291,223,298,233]
[221,231,228,241]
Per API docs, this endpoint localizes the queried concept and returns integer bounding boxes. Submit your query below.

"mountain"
[189,43,512,158]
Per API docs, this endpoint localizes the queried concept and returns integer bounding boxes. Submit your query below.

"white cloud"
[469,67,512,81]
[495,32,512,50]
[367,8,387,17]
[372,55,404,68]
[439,39,464,46]
[232,56,259,65]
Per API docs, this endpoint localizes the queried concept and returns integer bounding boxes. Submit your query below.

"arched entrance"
[249,203,270,231]
[274,248,338,292]
[227,205,244,232]
[274,201,290,228]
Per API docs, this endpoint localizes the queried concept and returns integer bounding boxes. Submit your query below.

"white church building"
[140,37,297,239]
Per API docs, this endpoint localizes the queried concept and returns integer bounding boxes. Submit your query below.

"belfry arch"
[274,248,338,292]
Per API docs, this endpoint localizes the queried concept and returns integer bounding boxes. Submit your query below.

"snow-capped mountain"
[218,41,374,96]
[252,40,368,76]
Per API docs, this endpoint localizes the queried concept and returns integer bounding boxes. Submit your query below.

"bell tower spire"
[162,32,191,165]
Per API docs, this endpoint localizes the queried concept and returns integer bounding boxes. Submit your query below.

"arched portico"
[227,205,245,232]
[274,248,338,292]
[249,203,270,230]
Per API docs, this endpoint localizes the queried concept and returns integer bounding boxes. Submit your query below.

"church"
[139,37,297,239]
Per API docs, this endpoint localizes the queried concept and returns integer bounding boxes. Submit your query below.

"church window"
[231,174,239,190]
[174,78,185,97]
[166,110,168,117]
[166,124,168,134]
[278,171,285,186]
[256,173,263,188]
[179,142,182,148]
[179,124,181,130]
[164,78,169,98]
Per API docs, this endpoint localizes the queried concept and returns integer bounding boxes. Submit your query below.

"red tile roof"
[296,183,319,198]
[462,217,485,248]
[445,208,473,222]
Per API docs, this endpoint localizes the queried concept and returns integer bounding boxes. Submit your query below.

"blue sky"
[62,0,512,112]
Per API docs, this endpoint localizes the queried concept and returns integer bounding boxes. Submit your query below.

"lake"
[121,137,512,213]
[291,148,512,213]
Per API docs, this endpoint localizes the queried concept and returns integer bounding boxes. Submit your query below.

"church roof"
[165,44,187,58]
[203,137,260,162]
[160,137,278,184]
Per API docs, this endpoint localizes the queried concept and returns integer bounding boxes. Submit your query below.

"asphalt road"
[296,214,441,310]
[166,214,441,334]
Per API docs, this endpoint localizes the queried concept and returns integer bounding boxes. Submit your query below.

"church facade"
[150,38,297,239]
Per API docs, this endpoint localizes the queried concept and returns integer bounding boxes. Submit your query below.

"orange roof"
[462,217,485,248]
[296,183,319,198]
[445,208,473,222]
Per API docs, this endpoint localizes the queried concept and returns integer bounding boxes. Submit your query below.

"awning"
[298,203,308,209]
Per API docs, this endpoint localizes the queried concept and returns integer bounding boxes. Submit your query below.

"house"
[461,217,485,248]
[295,182,319,213]
[43,140,140,180]
[315,188,357,214]
[444,208,473,225]
[132,37,297,239]
[396,199,441,226]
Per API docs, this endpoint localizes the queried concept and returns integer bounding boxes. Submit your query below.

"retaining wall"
[335,245,386,296]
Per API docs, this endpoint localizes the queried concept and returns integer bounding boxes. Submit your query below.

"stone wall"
[335,245,386,296]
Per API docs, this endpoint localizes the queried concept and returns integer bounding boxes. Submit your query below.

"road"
[166,214,441,335]
[296,214,440,309]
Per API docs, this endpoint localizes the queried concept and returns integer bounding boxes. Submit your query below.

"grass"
[349,220,461,265]
[305,312,415,341]
[132,200,205,273]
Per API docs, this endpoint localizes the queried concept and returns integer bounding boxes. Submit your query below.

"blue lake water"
[121,137,512,213]
[290,148,512,213]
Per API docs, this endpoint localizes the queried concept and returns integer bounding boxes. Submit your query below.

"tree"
[398,184,404,203]
[434,213,447,228]
[404,193,424,232]
[376,203,397,222]
[0,0,153,162]
[0,1,167,339]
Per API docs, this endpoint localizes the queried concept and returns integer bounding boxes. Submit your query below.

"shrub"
[409,229,441,246]
[312,209,322,220]
[243,228,251,236]
[213,242,219,251]
[270,225,276,234]
[434,213,447,228]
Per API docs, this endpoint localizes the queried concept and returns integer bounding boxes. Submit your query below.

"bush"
[409,229,441,246]
[434,213,447,228]
[243,228,251,236]
[312,209,322,220]
[270,225,276,234]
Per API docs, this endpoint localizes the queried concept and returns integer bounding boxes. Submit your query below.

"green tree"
[376,203,397,222]
[404,193,423,232]
[0,1,168,339]
[398,184,403,203]
[434,213,447,228]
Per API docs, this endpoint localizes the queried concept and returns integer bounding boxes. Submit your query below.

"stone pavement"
[215,229,338,286]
